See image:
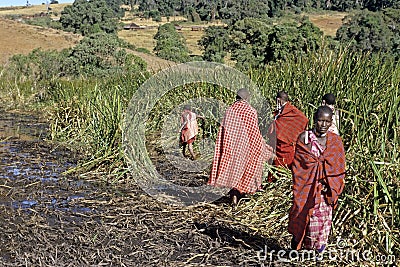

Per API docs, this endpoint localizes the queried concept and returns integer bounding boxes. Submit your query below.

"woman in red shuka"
[289,106,346,253]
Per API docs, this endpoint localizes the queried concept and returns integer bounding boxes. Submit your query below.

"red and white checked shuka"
[289,130,345,250]
[208,100,272,194]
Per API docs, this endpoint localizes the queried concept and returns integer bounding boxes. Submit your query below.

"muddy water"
[0,111,282,266]
[0,111,91,214]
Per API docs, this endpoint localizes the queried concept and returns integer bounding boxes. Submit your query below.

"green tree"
[63,32,146,76]
[198,26,230,63]
[219,0,270,24]
[336,10,396,54]
[138,0,180,16]
[153,23,190,62]
[105,0,126,18]
[227,17,325,70]
[229,18,273,70]
[60,0,119,36]
[383,8,400,57]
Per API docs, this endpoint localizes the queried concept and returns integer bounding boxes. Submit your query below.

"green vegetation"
[200,17,326,70]
[25,16,62,29]
[336,8,400,59]
[198,26,230,63]
[131,0,400,60]
[60,0,120,35]
[250,49,400,259]
[135,0,400,22]
[154,22,190,62]
[48,75,148,171]
[8,32,146,79]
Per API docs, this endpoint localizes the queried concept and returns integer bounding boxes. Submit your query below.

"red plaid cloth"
[207,100,272,194]
[269,102,308,167]
[288,132,346,250]
[181,110,199,143]
[303,194,333,250]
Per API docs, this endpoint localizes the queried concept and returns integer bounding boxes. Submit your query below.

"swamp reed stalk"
[248,49,399,260]
[47,74,147,174]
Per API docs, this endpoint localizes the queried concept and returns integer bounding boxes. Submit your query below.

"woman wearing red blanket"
[289,106,346,253]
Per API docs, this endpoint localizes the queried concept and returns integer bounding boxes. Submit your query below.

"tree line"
[13,0,400,74]
[199,7,400,69]
[135,0,400,23]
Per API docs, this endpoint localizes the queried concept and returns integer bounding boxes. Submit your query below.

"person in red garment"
[208,88,273,205]
[180,105,204,160]
[268,91,308,171]
[288,106,346,253]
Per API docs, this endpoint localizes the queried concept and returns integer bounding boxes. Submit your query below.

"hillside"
[0,3,69,17]
[0,17,80,65]
[0,16,175,72]
[0,4,346,71]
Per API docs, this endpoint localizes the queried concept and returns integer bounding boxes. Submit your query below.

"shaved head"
[314,105,333,121]
[322,93,336,105]
[277,91,288,102]
[237,88,250,101]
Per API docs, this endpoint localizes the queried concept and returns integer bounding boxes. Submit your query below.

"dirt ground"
[0,111,288,266]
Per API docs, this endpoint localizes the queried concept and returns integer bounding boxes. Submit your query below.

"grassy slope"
[0,3,69,17]
[0,16,81,65]
[0,4,346,69]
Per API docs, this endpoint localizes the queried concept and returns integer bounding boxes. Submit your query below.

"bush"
[154,23,190,62]
[7,33,147,80]
[60,0,119,36]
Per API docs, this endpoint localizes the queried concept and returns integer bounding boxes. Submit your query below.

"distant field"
[0,4,346,69]
[307,12,347,37]
[118,26,206,56]
[0,16,81,65]
[119,16,225,55]
[0,3,69,19]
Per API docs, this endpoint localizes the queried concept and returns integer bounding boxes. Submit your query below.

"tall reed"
[47,73,148,174]
[248,49,399,259]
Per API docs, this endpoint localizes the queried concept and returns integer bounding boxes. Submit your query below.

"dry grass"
[121,15,189,27]
[0,3,69,19]
[118,16,225,56]
[0,17,81,65]
[118,27,205,56]
[129,50,177,72]
[181,28,204,55]
[118,28,158,51]
[306,12,347,36]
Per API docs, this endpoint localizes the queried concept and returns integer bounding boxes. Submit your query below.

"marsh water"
[0,111,92,214]
[0,110,282,266]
